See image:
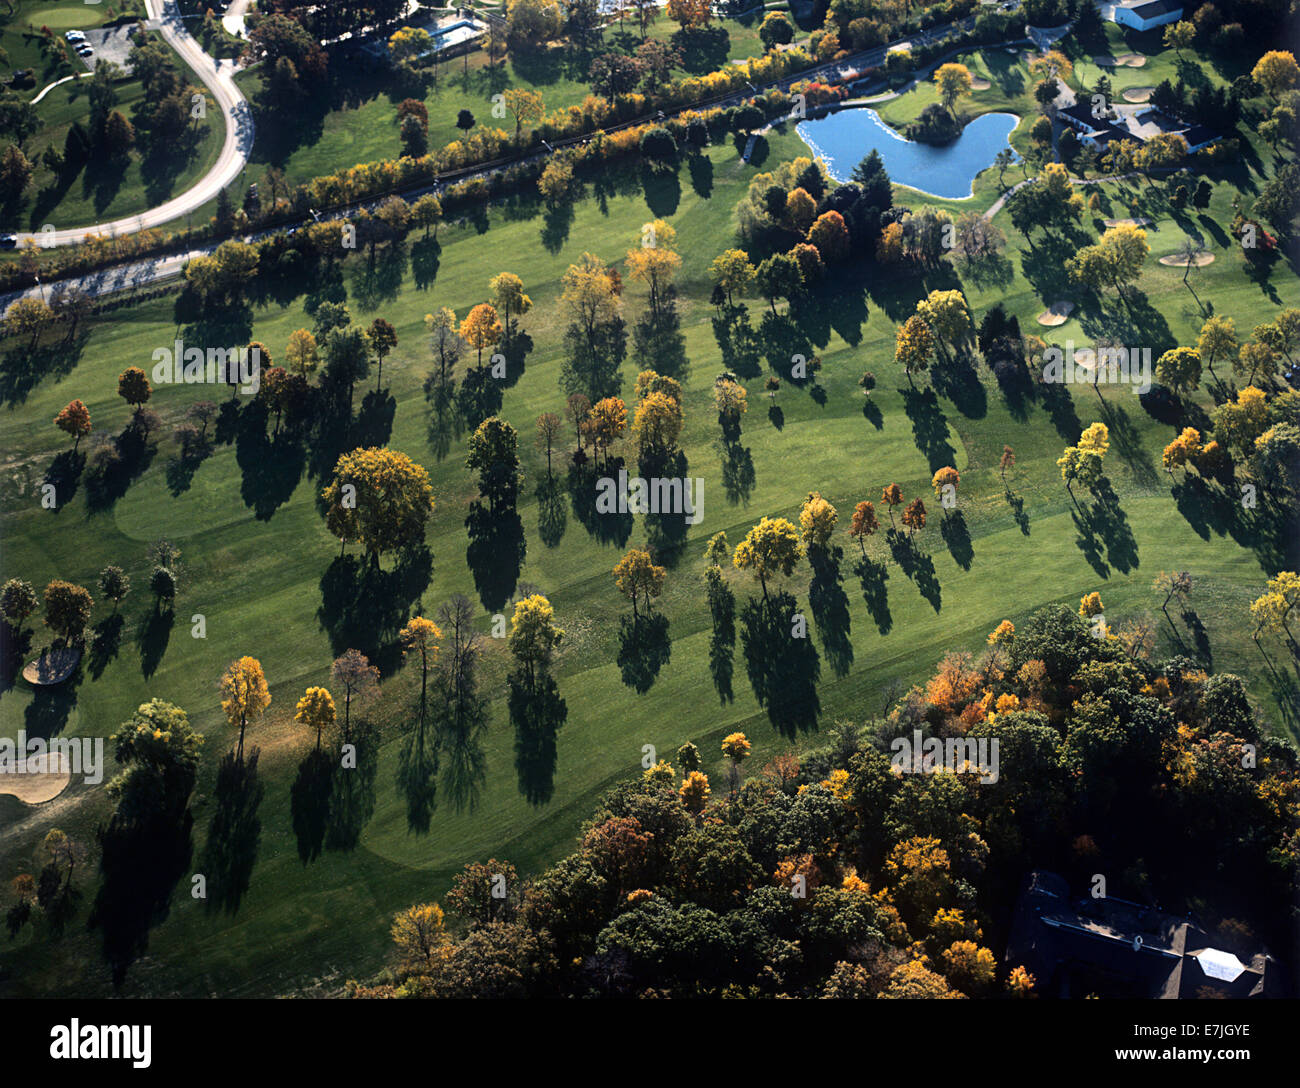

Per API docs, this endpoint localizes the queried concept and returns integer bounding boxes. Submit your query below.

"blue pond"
[796,108,1020,200]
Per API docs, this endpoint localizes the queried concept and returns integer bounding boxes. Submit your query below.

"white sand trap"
[0,751,72,804]
[1123,86,1153,102]
[1037,301,1075,326]
[1103,217,1152,227]
[1159,252,1215,267]
[22,647,80,686]
[1116,53,1147,67]
[970,77,992,90]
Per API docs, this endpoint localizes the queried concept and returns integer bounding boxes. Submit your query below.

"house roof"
[1130,0,1183,18]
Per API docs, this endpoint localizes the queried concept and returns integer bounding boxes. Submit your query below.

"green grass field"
[0,33,1296,997]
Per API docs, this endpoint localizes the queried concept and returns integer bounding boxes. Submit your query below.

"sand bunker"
[1037,301,1075,326]
[1123,86,1153,102]
[0,752,72,805]
[1103,217,1152,227]
[1116,53,1147,67]
[970,77,992,90]
[1159,252,1216,267]
[22,647,80,686]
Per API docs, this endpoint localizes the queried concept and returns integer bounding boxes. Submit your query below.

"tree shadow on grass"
[1087,478,1140,574]
[198,749,264,915]
[0,334,88,407]
[290,747,334,864]
[44,450,84,511]
[317,547,431,675]
[396,711,439,835]
[466,503,526,613]
[328,718,379,851]
[862,397,883,429]
[688,152,713,198]
[236,410,306,520]
[720,438,755,505]
[22,666,80,741]
[1006,488,1030,535]
[87,613,124,680]
[853,553,892,635]
[888,530,941,612]
[536,474,568,547]
[900,386,957,473]
[84,422,159,514]
[440,713,488,816]
[510,673,567,806]
[136,604,174,679]
[809,548,853,679]
[1040,380,1082,444]
[0,620,32,695]
[617,611,672,694]
[91,807,193,989]
[939,509,974,570]
[739,590,821,739]
[707,573,735,704]
[568,457,633,548]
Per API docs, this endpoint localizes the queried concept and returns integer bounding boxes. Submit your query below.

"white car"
[65,31,86,42]
[77,46,93,57]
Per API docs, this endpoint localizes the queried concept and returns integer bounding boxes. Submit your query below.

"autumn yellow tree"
[401,615,442,738]
[391,902,449,972]
[285,328,319,377]
[587,396,627,466]
[934,62,972,116]
[220,656,270,763]
[849,500,879,553]
[626,220,681,324]
[54,400,91,450]
[295,686,336,752]
[895,315,934,386]
[490,272,532,352]
[721,731,750,796]
[799,491,838,553]
[460,303,501,368]
[680,769,710,815]
[613,548,666,618]
[733,516,803,599]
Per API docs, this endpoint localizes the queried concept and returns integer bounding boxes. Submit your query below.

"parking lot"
[72,25,138,74]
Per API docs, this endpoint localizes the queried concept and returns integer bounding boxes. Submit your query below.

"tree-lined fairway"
[2,35,1297,996]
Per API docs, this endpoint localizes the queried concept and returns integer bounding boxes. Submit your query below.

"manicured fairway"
[0,37,1296,997]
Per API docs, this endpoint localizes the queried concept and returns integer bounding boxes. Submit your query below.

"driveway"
[12,0,253,248]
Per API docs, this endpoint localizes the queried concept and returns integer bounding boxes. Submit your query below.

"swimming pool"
[796,108,1020,200]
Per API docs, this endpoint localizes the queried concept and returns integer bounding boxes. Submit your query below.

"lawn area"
[1,0,108,88]
[234,11,781,189]
[0,54,1296,997]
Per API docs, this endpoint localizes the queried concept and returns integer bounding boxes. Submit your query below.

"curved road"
[13,0,254,248]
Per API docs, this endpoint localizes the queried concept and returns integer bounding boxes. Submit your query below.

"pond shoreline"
[795,103,1021,201]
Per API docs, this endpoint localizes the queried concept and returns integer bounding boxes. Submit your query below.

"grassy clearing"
[0,44,1295,996]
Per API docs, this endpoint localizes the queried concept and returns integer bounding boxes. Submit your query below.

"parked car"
[0,236,18,249]
[65,30,86,42]
[77,46,94,57]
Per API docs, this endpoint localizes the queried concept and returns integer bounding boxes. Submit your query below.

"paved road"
[11,0,254,249]
[2,11,988,307]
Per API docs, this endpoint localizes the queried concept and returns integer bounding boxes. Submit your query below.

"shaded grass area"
[0,105,1296,996]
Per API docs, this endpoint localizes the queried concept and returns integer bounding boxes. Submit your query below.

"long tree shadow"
[87,613,124,679]
[1070,502,1111,577]
[236,406,305,520]
[0,333,89,407]
[888,530,942,612]
[440,712,488,816]
[808,548,853,679]
[939,509,974,570]
[707,572,735,704]
[900,386,957,473]
[411,234,441,289]
[739,590,821,738]
[136,603,174,679]
[536,474,567,548]
[853,553,892,635]
[617,611,672,693]
[354,388,397,449]
[510,672,567,806]
[425,376,461,463]
[568,456,633,547]
[328,718,379,851]
[1087,478,1140,574]
[466,503,526,613]
[932,355,987,420]
[90,806,193,989]
[711,304,761,379]
[317,547,431,675]
[22,664,81,740]
[1040,380,1082,444]
[396,706,439,835]
[44,450,84,511]
[290,747,334,864]
[198,749,264,915]
[84,421,159,513]
[0,620,32,694]
[1006,488,1031,536]
[720,438,755,505]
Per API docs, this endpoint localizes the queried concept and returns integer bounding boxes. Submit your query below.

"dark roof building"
[1005,871,1285,999]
